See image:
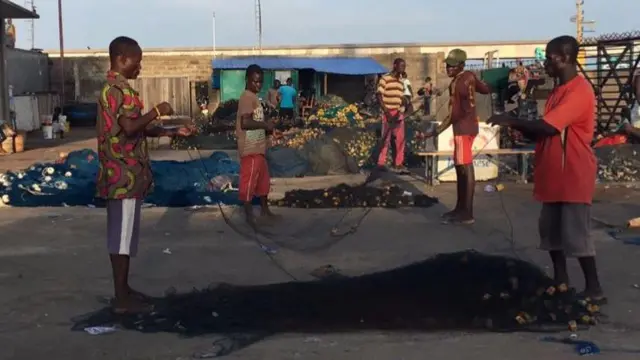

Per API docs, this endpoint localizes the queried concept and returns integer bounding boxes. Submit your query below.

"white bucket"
[43,125,53,139]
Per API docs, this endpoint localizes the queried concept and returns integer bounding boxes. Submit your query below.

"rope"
[185,148,299,281]
[183,92,524,281]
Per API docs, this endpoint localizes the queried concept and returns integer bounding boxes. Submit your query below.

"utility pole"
[24,0,35,49]
[58,0,65,107]
[254,0,262,53]
[212,11,216,59]
[571,0,596,66]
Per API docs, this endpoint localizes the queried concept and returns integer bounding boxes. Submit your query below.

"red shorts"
[453,135,476,165]
[238,154,270,202]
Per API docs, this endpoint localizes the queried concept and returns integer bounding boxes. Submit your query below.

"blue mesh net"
[0,150,245,207]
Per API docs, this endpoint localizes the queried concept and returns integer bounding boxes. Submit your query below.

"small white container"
[43,125,53,139]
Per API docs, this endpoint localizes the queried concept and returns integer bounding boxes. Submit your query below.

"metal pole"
[212,11,216,59]
[576,0,583,43]
[0,18,8,122]
[58,0,65,107]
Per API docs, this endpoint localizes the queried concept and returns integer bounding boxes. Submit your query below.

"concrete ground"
[2,130,640,359]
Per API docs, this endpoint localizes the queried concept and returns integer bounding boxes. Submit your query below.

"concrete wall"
[48,50,513,122]
[49,51,443,107]
[46,40,547,114]
[50,55,212,105]
[6,48,50,95]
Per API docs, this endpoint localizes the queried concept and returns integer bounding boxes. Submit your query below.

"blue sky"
[12,0,640,50]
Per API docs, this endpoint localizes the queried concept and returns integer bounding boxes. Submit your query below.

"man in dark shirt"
[424,49,490,224]
[96,36,194,314]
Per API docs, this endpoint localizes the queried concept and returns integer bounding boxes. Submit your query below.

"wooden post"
[426,53,438,119]
[323,73,328,95]
[73,62,80,101]
[0,18,8,123]
[58,0,65,107]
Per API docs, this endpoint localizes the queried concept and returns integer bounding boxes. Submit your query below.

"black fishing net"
[271,183,438,208]
[595,144,640,182]
[71,251,602,342]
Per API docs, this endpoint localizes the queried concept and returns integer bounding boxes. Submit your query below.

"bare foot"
[578,290,607,305]
[441,209,460,219]
[257,212,282,226]
[112,297,153,315]
[443,213,475,225]
[245,215,258,231]
[128,287,152,302]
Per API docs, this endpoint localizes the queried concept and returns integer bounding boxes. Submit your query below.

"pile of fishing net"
[271,128,325,149]
[211,99,239,120]
[316,94,347,107]
[0,149,245,207]
[170,113,237,150]
[71,251,603,343]
[268,125,429,175]
[305,104,365,128]
[595,144,640,182]
[328,125,430,168]
[271,183,438,208]
[171,132,237,151]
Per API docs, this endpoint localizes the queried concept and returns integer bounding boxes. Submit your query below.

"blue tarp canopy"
[212,56,387,75]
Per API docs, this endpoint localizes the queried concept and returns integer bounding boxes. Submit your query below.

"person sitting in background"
[620,69,640,142]
[515,61,530,99]
[505,69,520,104]
[52,107,64,139]
[0,121,15,155]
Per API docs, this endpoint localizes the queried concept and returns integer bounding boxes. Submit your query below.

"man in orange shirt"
[488,36,604,303]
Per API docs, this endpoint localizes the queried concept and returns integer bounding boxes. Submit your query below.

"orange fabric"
[594,134,627,148]
[534,75,596,204]
[238,154,270,202]
[453,135,475,165]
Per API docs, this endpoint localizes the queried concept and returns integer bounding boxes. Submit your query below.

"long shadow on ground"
[71,251,602,357]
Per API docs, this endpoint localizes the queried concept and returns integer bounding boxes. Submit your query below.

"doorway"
[298,69,317,100]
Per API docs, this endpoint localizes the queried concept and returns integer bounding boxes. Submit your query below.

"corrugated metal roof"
[212,56,388,75]
[1,0,39,19]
